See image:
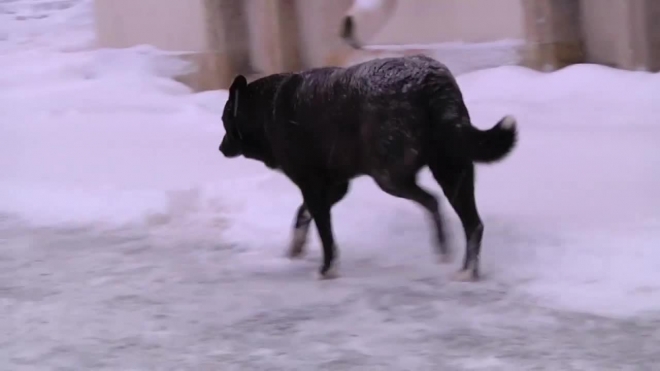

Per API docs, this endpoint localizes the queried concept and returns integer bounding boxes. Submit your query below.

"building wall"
[293,0,353,68]
[646,0,660,71]
[93,0,660,92]
[293,0,526,70]
[370,0,525,45]
[580,0,658,71]
[94,0,249,91]
[521,0,584,70]
[246,0,304,74]
[94,0,527,85]
[581,0,638,70]
[94,0,208,52]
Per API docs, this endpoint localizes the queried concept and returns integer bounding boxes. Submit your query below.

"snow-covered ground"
[2,1,660,369]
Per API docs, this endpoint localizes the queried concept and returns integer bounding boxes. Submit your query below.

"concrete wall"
[371,0,525,45]
[94,0,252,91]
[521,0,660,72]
[94,0,208,52]
[94,0,528,90]
[93,0,660,92]
[246,0,303,75]
[95,0,528,77]
[580,0,654,71]
[297,0,527,71]
[646,0,660,71]
[521,0,584,70]
[294,0,353,68]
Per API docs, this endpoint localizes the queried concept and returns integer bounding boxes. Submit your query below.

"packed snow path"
[2,192,660,371]
[2,1,660,369]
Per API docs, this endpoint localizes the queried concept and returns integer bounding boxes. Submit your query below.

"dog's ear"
[229,75,248,117]
[229,74,248,93]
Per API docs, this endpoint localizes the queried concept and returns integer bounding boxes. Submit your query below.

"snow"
[2,1,660,369]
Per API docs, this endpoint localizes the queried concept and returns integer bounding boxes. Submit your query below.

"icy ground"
[2,1,660,370]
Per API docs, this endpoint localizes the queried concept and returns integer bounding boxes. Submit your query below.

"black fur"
[219,55,518,280]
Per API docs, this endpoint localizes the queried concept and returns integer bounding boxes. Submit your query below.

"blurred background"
[92,0,660,90]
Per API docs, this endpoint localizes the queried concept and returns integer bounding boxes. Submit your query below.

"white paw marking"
[316,264,340,280]
[287,227,308,259]
[501,115,517,130]
[317,258,339,280]
[452,269,478,282]
[287,247,305,259]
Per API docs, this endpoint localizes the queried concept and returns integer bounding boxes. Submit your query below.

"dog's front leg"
[287,203,312,259]
[300,185,340,279]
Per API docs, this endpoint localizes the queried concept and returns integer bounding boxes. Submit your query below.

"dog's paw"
[451,269,479,282]
[286,245,306,259]
[286,230,308,259]
[317,265,340,280]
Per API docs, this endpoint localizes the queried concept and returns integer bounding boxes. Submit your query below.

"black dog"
[219,55,517,281]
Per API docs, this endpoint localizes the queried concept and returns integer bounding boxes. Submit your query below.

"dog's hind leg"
[429,162,483,281]
[287,182,350,262]
[373,173,451,262]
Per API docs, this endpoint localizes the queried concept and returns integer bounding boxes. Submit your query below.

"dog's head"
[219,75,248,158]
[219,75,278,168]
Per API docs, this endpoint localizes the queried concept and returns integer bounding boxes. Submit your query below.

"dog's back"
[269,55,466,181]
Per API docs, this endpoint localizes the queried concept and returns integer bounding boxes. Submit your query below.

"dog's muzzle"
[219,137,241,158]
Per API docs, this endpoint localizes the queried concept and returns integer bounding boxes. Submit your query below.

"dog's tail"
[465,115,518,163]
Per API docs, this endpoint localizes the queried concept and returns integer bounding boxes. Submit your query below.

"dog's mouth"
[219,142,241,158]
